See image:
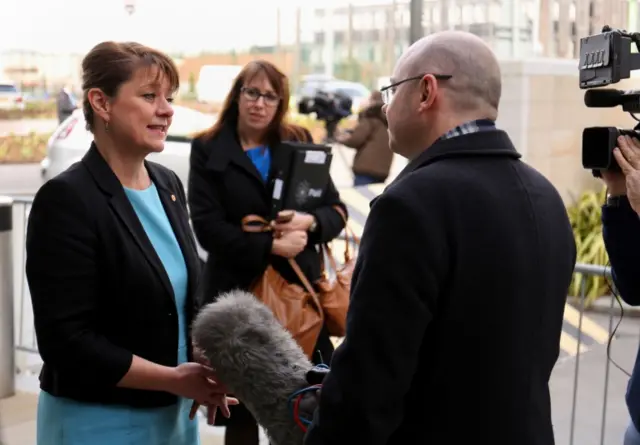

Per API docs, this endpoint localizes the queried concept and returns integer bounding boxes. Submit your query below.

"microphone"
[584,89,625,107]
[191,290,328,445]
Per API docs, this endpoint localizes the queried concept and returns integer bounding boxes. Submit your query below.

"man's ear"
[86,88,112,124]
[418,75,438,111]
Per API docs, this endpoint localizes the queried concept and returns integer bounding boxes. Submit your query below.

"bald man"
[305,31,576,445]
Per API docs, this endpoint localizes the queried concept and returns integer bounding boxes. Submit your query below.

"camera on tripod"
[297,90,353,142]
[580,25,640,176]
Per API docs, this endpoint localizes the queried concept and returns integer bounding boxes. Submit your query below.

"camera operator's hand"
[600,170,626,197]
[613,135,640,214]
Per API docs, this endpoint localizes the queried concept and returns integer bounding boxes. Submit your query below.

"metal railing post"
[0,196,14,398]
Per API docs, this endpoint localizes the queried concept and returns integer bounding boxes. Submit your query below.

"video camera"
[580,25,640,176]
[298,90,353,121]
[298,90,353,142]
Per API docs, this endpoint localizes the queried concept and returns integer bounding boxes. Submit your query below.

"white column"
[324,7,335,77]
[512,0,521,58]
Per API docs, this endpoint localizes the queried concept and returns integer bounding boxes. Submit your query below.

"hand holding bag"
[242,215,324,359]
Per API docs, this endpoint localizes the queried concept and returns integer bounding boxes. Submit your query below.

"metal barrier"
[10,196,37,355]
[0,196,15,398]
[567,263,624,445]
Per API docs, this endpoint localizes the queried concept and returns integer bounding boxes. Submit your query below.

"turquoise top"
[124,182,189,356]
[245,145,271,182]
[35,182,199,445]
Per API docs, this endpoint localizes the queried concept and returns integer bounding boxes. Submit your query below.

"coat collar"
[205,123,271,187]
[81,142,197,308]
[390,129,521,186]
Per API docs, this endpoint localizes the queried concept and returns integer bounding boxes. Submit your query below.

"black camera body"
[580,25,640,176]
[297,90,353,142]
[298,90,353,122]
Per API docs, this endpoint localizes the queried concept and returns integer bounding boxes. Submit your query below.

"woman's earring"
[104,120,110,132]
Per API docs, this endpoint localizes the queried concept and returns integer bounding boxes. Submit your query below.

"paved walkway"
[0,392,38,445]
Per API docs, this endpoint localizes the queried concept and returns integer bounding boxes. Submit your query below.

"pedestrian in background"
[337,90,393,186]
[25,41,233,445]
[55,85,77,124]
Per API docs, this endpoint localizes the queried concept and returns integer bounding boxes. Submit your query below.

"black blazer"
[187,123,347,309]
[25,143,202,408]
[305,129,577,445]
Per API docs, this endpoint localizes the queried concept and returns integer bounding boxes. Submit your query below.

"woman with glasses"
[187,60,347,445]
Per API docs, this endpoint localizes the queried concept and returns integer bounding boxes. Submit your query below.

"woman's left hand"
[190,394,239,425]
[205,394,238,425]
[271,211,315,233]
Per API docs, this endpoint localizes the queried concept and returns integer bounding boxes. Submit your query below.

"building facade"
[0,50,83,93]
[308,0,635,87]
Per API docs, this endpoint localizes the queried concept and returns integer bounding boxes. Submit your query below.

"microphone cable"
[601,187,631,377]
[603,260,631,377]
[287,363,330,432]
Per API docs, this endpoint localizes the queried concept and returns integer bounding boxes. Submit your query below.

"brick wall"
[177,51,297,85]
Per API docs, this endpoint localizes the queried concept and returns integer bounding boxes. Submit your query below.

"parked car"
[40,105,214,186]
[0,80,25,111]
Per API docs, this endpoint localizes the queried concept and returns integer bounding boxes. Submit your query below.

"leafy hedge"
[566,185,611,305]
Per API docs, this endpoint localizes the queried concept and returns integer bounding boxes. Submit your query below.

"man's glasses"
[240,86,281,107]
[380,73,452,105]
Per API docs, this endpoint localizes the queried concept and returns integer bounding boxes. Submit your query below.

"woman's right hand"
[272,230,308,258]
[167,362,232,406]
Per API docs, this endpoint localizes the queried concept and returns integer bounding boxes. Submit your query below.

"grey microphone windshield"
[191,290,323,445]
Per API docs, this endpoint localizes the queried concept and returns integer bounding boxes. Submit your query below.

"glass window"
[0,84,18,93]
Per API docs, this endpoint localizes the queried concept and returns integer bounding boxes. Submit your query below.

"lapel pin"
[171,194,176,202]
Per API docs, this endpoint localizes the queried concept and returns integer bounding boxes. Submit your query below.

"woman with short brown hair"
[188,60,347,445]
[26,41,233,445]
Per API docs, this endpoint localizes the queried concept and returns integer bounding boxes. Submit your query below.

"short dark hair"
[81,41,180,132]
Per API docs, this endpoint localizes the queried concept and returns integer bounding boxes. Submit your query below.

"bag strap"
[321,205,360,270]
[241,214,320,301]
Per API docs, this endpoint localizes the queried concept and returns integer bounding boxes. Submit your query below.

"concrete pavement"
[550,312,640,444]
[0,165,42,197]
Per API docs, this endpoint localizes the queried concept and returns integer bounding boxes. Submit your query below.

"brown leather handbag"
[316,206,359,337]
[241,215,324,359]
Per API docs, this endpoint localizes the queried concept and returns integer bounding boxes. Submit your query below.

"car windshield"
[0,84,18,93]
[335,87,369,98]
[328,81,370,97]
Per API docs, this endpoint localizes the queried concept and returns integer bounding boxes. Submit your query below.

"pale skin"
[236,72,316,258]
[384,31,501,160]
[87,65,238,421]
[603,135,640,216]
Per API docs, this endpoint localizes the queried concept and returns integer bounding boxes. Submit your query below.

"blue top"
[245,145,271,182]
[602,196,640,430]
[35,182,199,445]
[124,182,189,356]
